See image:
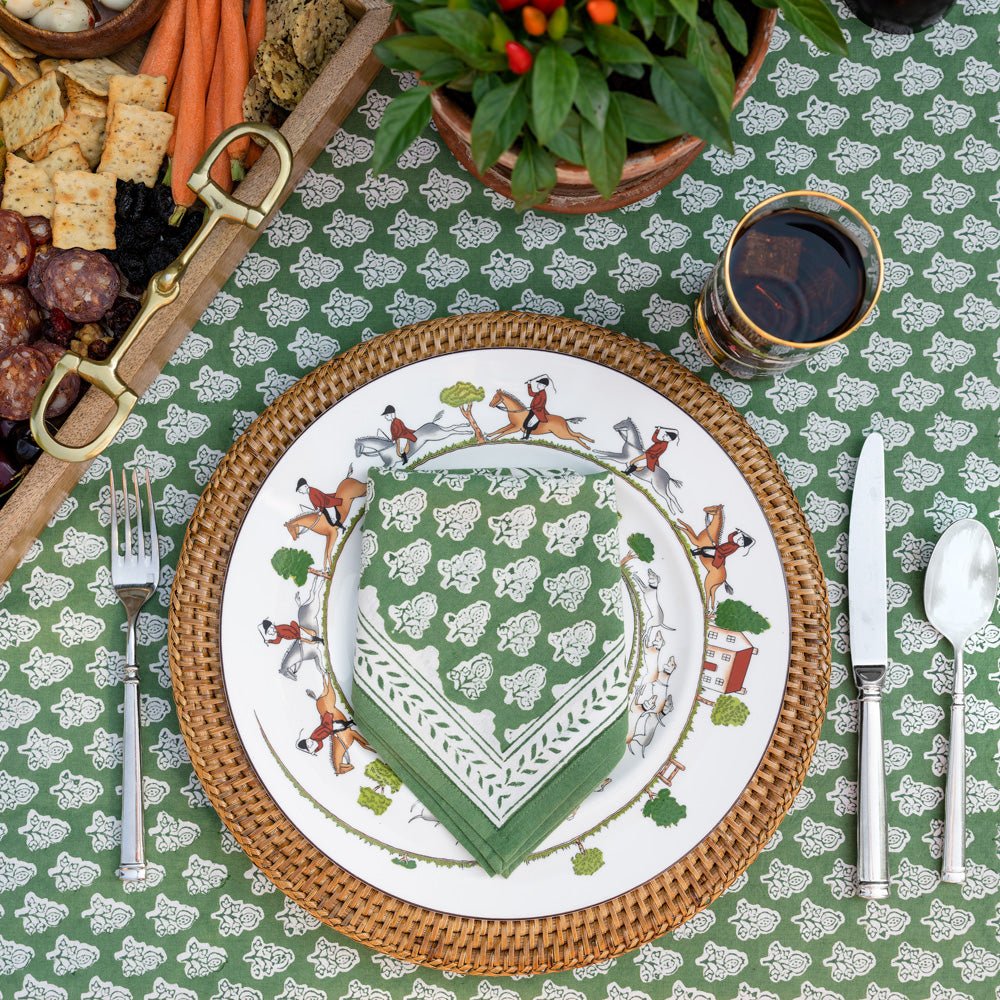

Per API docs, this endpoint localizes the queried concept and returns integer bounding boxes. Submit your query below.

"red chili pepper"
[533,0,564,13]
[586,0,617,22]
[522,5,547,34]
[505,40,533,74]
[496,0,529,10]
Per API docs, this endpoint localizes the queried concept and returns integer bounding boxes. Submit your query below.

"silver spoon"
[923,518,998,883]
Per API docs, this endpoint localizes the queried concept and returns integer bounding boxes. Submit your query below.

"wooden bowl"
[0,0,166,59]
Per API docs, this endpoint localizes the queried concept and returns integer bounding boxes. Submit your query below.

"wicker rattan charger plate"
[169,312,830,975]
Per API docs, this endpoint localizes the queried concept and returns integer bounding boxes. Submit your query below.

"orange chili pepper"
[522,5,547,34]
[586,0,617,23]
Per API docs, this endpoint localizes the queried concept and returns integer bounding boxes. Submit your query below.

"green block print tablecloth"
[353,469,628,876]
[0,4,999,997]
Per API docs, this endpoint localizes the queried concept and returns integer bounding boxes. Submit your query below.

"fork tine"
[122,469,132,560]
[108,468,119,563]
[133,468,145,563]
[145,468,159,579]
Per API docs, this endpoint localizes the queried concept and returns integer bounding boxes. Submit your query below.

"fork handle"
[118,662,146,881]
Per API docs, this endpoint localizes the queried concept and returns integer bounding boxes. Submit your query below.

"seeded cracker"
[290,0,350,71]
[36,143,90,179]
[107,74,168,119]
[65,79,108,118]
[19,132,53,162]
[0,49,40,86]
[59,57,123,98]
[45,108,106,169]
[0,72,64,154]
[98,103,174,187]
[1,153,53,218]
[52,170,116,250]
[0,25,37,62]
[255,39,311,111]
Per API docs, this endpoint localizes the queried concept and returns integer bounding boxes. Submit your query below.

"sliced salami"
[42,249,121,323]
[0,210,35,285]
[0,345,50,421]
[0,285,43,353]
[24,216,52,248]
[33,340,81,418]
[28,246,62,310]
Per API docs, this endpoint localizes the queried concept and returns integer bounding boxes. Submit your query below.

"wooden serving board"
[0,0,393,586]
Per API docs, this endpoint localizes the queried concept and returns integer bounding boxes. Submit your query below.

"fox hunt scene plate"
[170,315,829,972]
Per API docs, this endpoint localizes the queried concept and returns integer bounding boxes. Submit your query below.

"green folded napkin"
[352,468,630,877]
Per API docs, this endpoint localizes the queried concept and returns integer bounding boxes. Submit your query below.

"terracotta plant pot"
[430,9,777,214]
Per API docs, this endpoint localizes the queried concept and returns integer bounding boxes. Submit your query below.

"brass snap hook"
[31,123,294,464]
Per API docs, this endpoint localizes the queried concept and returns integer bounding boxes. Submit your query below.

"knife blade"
[849,431,890,899]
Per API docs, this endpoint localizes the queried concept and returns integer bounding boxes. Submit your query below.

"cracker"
[0,25,37,62]
[45,108,106,168]
[0,49,40,86]
[38,58,61,75]
[107,73,167,119]
[0,71,63,151]
[98,102,173,186]
[255,39,311,111]
[58,57,122,97]
[19,131,53,161]
[290,0,350,70]
[1,153,52,217]
[51,169,116,250]
[36,142,89,178]
[64,77,107,115]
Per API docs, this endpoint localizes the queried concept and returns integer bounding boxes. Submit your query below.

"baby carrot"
[139,0,185,90]
[206,31,231,192]
[246,0,266,71]
[221,0,251,165]
[200,0,222,78]
[170,0,207,210]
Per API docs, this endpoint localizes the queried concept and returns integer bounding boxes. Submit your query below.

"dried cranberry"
[87,339,111,361]
[44,308,76,347]
[104,297,141,339]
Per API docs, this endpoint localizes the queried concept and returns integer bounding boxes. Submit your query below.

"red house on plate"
[701,624,758,699]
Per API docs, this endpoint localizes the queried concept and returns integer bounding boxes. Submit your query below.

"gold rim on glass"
[720,189,885,351]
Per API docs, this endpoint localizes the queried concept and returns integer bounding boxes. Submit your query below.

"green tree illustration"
[440,381,486,443]
[572,843,605,876]
[714,599,771,635]
[711,694,750,728]
[358,787,391,816]
[642,788,687,828]
[621,531,655,567]
[271,546,313,587]
[364,760,402,794]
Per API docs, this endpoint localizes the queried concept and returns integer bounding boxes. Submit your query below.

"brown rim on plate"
[168,312,830,975]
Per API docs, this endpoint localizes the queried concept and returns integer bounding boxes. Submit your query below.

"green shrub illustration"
[714,599,771,635]
[711,694,750,728]
[626,532,655,564]
[358,787,391,816]
[642,788,687,828]
[572,847,605,876]
[365,760,402,794]
[271,547,313,587]
[392,856,417,869]
[440,381,486,443]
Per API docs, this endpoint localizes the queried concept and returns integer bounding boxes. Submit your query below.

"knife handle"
[941,647,966,883]
[857,677,890,898]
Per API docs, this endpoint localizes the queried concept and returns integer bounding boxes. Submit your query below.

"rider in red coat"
[625,426,678,476]
[522,376,551,440]
[259,619,324,644]
[382,405,417,464]
[296,478,343,527]
[690,529,755,567]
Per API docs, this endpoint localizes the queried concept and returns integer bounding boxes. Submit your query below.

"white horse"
[634,569,675,642]
[595,418,684,515]
[354,410,468,466]
[279,577,325,682]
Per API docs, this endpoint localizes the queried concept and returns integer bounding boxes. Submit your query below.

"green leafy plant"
[711,693,750,727]
[271,546,313,587]
[373,0,846,208]
[440,381,487,442]
[642,787,687,827]
[626,531,654,563]
[365,760,403,794]
[713,598,770,634]
[572,845,606,875]
[358,787,392,815]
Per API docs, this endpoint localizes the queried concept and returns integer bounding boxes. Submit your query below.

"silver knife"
[849,432,890,899]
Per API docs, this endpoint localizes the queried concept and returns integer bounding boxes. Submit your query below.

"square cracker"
[39,58,61,75]
[107,73,168,119]
[36,143,89,178]
[1,153,52,218]
[52,169,116,250]
[19,131,53,161]
[45,108,106,169]
[0,25,37,62]
[98,102,174,187]
[59,57,122,97]
[0,49,40,86]
[65,78,108,116]
[0,71,64,152]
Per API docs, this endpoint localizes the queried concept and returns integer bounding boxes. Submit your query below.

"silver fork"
[109,467,160,881]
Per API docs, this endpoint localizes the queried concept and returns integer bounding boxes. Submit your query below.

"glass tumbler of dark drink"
[695,191,883,379]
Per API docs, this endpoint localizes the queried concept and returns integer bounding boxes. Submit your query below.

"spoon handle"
[942,646,965,883]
